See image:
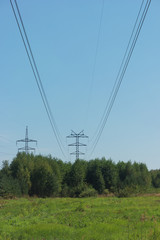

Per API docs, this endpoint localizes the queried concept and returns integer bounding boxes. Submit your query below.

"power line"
[13,0,64,149]
[89,0,151,156]
[90,0,145,145]
[11,0,65,155]
[0,135,15,144]
[90,0,151,155]
[89,0,105,97]
[10,0,66,158]
[85,0,105,127]
[0,152,15,156]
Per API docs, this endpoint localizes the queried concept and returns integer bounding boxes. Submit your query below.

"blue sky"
[0,0,160,169]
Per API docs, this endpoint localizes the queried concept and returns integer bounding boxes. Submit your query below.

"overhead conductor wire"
[85,0,104,160]
[85,0,105,129]
[10,0,66,158]
[90,0,145,144]
[13,0,64,149]
[89,0,151,156]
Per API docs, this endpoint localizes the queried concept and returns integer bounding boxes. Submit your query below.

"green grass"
[0,196,160,239]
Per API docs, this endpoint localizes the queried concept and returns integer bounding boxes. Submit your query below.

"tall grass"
[0,196,160,239]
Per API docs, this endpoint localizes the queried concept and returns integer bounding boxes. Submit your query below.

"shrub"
[0,173,21,198]
[79,187,97,198]
[61,183,70,197]
[116,185,140,198]
[103,189,110,196]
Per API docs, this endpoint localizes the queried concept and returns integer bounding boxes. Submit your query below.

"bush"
[116,187,131,198]
[61,184,70,197]
[0,173,21,198]
[116,185,140,198]
[103,189,110,196]
[68,184,85,197]
[79,187,97,198]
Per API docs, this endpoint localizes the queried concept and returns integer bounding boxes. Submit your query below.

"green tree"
[151,170,160,188]
[67,159,87,196]
[0,172,21,197]
[101,158,118,191]
[87,159,105,194]
[30,159,59,197]
[10,153,32,195]
[94,167,105,194]
[1,160,11,176]
[68,159,87,187]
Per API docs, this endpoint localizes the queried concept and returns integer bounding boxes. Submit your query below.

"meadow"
[0,196,160,240]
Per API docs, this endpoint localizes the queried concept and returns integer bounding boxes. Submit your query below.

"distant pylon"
[16,126,37,154]
[67,130,88,160]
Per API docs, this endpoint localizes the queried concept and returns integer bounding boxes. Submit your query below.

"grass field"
[0,196,160,240]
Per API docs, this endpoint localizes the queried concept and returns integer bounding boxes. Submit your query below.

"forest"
[0,152,160,198]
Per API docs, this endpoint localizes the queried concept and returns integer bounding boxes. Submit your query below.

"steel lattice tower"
[67,130,88,160]
[16,126,37,154]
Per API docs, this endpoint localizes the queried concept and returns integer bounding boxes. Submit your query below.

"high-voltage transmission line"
[67,130,88,160]
[89,0,151,157]
[10,0,66,158]
[16,126,37,154]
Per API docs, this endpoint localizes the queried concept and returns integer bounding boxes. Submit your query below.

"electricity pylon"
[16,126,37,154]
[67,130,88,160]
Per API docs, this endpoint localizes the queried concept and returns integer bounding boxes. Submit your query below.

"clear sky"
[0,0,160,170]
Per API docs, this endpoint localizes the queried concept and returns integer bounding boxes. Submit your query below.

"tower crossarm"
[16,126,37,154]
[67,130,88,160]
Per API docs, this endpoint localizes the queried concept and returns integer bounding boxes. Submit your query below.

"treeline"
[0,153,159,198]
